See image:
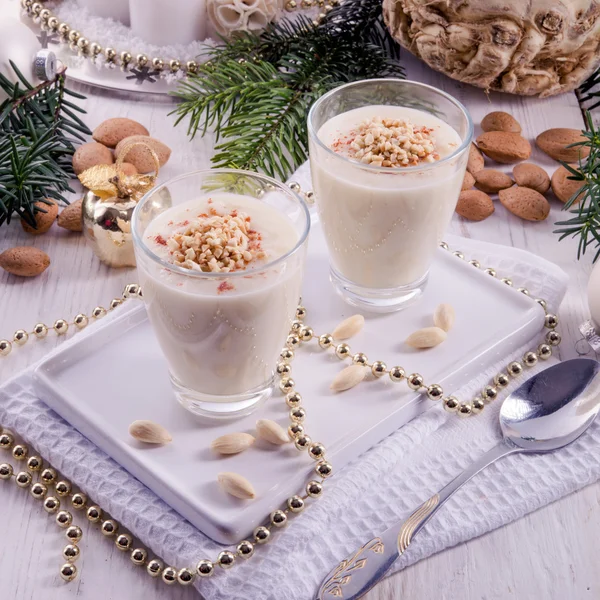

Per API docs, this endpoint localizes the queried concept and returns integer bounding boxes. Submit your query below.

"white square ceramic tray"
[33,222,542,544]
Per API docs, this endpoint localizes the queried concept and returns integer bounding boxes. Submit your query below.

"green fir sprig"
[171,0,404,181]
[0,62,91,229]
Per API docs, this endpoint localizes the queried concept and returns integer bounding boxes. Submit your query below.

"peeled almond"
[210,432,255,455]
[433,303,455,332]
[405,327,447,349]
[332,314,365,340]
[217,472,256,499]
[128,420,172,444]
[255,420,289,445]
[330,364,367,392]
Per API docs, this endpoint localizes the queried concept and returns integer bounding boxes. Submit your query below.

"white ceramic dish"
[34,221,543,544]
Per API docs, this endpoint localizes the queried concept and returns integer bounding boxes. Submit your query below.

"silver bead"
[472,398,485,414]
[523,351,538,367]
[56,510,73,528]
[494,373,510,388]
[288,423,304,439]
[109,298,123,310]
[136,54,148,67]
[123,283,140,298]
[305,191,316,204]
[26,455,42,472]
[501,277,513,286]
[426,384,443,401]
[30,482,47,499]
[196,559,214,576]
[90,42,103,56]
[484,268,496,277]
[253,526,271,544]
[47,16,59,30]
[217,550,235,568]
[147,559,164,577]
[453,251,464,259]
[74,314,88,329]
[87,505,102,523]
[308,442,326,460]
[315,461,333,478]
[131,548,147,565]
[481,385,498,402]
[443,396,459,412]
[92,306,107,319]
[169,59,181,72]
[286,334,300,349]
[288,181,301,193]
[306,480,323,498]
[296,306,307,320]
[298,326,313,341]
[152,57,165,71]
[77,37,89,53]
[507,361,523,377]
[100,519,118,536]
[335,343,351,359]
[290,318,303,332]
[33,323,48,338]
[287,495,305,513]
[13,329,28,345]
[104,48,117,62]
[544,314,559,329]
[177,568,195,586]
[12,444,28,460]
[60,563,77,582]
[389,366,405,382]
[286,392,302,407]
[439,241,449,250]
[71,492,87,510]
[270,509,287,528]
[371,361,387,377]
[0,340,12,356]
[0,463,13,480]
[538,344,552,360]
[469,259,480,268]
[318,334,333,349]
[66,526,83,543]
[279,378,295,393]
[237,540,254,558]
[58,23,70,37]
[352,353,368,365]
[186,60,198,74]
[120,51,133,66]
[63,544,80,562]
[39,8,51,20]
[68,29,81,43]
[535,298,547,309]
[15,471,32,487]
[407,373,424,390]
[0,432,14,449]
[290,406,306,422]
[546,330,561,346]
[53,319,69,335]
[55,480,71,496]
[276,361,292,376]
[43,496,60,513]
[457,402,473,417]
[40,468,57,484]
[518,287,530,296]
[280,348,294,362]
[295,435,311,450]
[161,566,177,585]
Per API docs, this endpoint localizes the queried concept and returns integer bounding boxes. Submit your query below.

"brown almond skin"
[512,163,550,194]
[21,199,58,235]
[455,190,494,221]
[462,171,475,190]
[119,162,138,176]
[57,199,83,232]
[481,111,521,134]
[499,186,550,221]
[72,142,114,175]
[551,165,585,204]
[473,169,513,193]
[467,143,484,174]
[114,135,171,173]
[93,118,149,148]
[476,132,531,164]
[536,128,590,163]
[0,246,50,277]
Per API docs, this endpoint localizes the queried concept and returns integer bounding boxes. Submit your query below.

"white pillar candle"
[77,0,130,25]
[0,17,39,102]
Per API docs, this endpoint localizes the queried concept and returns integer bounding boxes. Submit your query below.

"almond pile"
[456,110,586,223]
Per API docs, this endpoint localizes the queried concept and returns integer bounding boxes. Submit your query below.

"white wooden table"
[1,41,599,600]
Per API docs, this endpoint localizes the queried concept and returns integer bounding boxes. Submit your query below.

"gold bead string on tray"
[19,0,341,80]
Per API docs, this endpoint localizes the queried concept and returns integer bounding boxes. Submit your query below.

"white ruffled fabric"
[1,163,592,600]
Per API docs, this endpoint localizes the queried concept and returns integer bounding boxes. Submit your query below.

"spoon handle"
[397,440,518,555]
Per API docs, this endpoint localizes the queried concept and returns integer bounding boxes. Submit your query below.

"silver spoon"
[316,358,600,600]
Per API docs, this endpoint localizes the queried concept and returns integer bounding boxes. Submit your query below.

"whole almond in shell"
[72,142,113,175]
[93,118,149,148]
[473,169,513,193]
[476,132,531,164]
[551,165,585,204]
[536,128,589,163]
[481,111,521,133]
[57,199,83,232]
[119,162,138,176]
[467,143,484,174]
[455,190,494,221]
[21,199,58,234]
[499,186,550,221]
[114,135,171,173]
[512,163,550,194]
[0,246,50,277]
[461,171,475,190]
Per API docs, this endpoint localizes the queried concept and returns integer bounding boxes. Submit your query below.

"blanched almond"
[476,132,531,164]
[210,432,255,455]
[128,420,172,444]
[332,314,365,340]
[433,303,455,332]
[473,169,513,193]
[330,364,367,392]
[405,327,447,349]
[256,419,289,445]
[217,472,256,499]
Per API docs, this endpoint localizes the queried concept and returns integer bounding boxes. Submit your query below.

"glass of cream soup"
[132,170,310,418]
[308,79,473,313]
